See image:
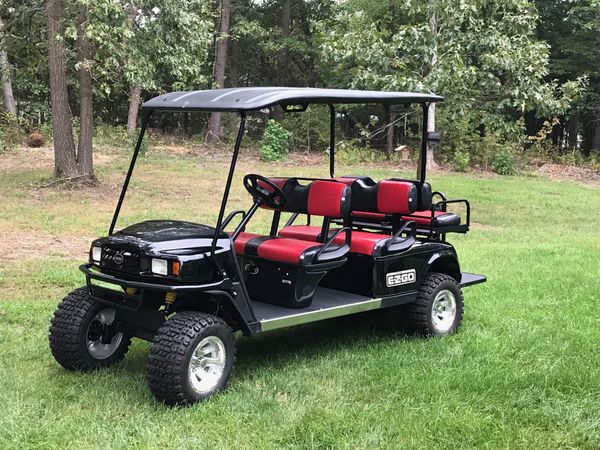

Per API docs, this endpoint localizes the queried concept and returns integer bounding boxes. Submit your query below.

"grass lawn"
[1,145,600,449]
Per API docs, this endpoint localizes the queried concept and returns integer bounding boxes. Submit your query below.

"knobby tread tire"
[49,287,131,371]
[402,272,464,337]
[146,311,236,406]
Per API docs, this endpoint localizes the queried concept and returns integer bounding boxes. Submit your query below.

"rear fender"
[422,249,461,282]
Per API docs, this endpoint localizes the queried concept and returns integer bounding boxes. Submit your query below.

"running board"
[253,288,415,332]
[460,272,486,287]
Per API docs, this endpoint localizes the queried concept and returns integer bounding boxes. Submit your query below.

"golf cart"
[49,87,486,406]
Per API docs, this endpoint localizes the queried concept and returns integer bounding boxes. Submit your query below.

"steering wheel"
[243,174,286,209]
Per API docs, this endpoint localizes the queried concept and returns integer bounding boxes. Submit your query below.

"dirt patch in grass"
[0,230,91,262]
[0,146,117,174]
[537,163,600,187]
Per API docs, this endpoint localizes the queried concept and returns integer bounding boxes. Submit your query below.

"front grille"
[100,247,141,274]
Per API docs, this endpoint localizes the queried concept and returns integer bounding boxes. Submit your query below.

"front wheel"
[402,272,464,337]
[146,311,236,406]
[49,287,131,370]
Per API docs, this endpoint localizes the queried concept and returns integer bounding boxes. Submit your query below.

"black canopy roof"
[141,87,443,112]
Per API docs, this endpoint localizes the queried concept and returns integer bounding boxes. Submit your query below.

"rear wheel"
[49,287,131,370]
[146,311,236,406]
[402,272,464,337]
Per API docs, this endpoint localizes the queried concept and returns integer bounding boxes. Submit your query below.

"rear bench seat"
[348,177,461,229]
[279,178,419,256]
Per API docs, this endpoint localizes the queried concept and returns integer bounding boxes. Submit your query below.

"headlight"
[151,258,168,275]
[91,246,102,263]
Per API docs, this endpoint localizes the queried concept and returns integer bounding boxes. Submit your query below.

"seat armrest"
[384,221,416,253]
[314,226,351,263]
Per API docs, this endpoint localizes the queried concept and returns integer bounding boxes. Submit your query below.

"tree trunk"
[0,15,16,115]
[593,115,600,154]
[581,112,594,156]
[125,3,141,134]
[568,110,579,149]
[386,111,396,156]
[127,84,141,133]
[76,1,93,177]
[425,0,439,171]
[47,0,78,178]
[206,0,232,143]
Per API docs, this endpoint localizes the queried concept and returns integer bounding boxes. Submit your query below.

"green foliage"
[451,150,470,172]
[0,112,27,151]
[280,106,330,153]
[320,0,584,154]
[490,148,515,175]
[260,120,292,161]
[94,122,129,148]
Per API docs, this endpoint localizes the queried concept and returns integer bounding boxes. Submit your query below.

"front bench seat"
[233,179,352,308]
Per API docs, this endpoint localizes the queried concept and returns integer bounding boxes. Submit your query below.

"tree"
[125,3,141,134]
[320,0,583,161]
[206,0,232,143]
[47,0,79,178]
[0,13,16,115]
[537,0,600,154]
[76,0,93,176]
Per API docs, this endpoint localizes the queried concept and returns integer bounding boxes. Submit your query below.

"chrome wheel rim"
[86,308,123,359]
[431,289,457,333]
[188,336,226,394]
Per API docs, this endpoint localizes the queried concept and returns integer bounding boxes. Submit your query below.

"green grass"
[1,148,600,449]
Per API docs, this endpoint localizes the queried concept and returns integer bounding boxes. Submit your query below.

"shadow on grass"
[49,311,416,405]
[234,311,413,376]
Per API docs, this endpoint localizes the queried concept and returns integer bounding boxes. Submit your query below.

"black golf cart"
[49,87,486,406]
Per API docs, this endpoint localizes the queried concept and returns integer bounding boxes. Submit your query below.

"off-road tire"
[147,311,236,406]
[401,272,464,337]
[49,287,131,370]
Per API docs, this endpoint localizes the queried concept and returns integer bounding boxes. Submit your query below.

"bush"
[451,149,470,172]
[490,148,515,175]
[0,112,27,151]
[260,119,292,161]
[281,106,330,153]
[94,122,129,148]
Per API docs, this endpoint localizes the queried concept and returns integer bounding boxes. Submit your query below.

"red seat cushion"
[256,238,322,264]
[279,225,392,256]
[349,230,391,255]
[377,180,415,214]
[231,231,261,255]
[278,225,323,241]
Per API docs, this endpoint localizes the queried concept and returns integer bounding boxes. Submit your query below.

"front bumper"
[80,263,229,311]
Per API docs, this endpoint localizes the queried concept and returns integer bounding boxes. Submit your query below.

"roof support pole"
[418,102,429,183]
[109,110,152,235]
[329,104,335,177]
[212,111,246,255]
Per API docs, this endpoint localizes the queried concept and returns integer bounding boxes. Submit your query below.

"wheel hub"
[86,308,123,359]
[431,289,457,333]
[188,336,226,394]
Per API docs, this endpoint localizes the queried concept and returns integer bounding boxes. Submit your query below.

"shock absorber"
[164,291,177,314]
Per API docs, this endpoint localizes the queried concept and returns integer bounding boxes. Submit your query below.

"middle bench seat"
[279,178,418,256]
